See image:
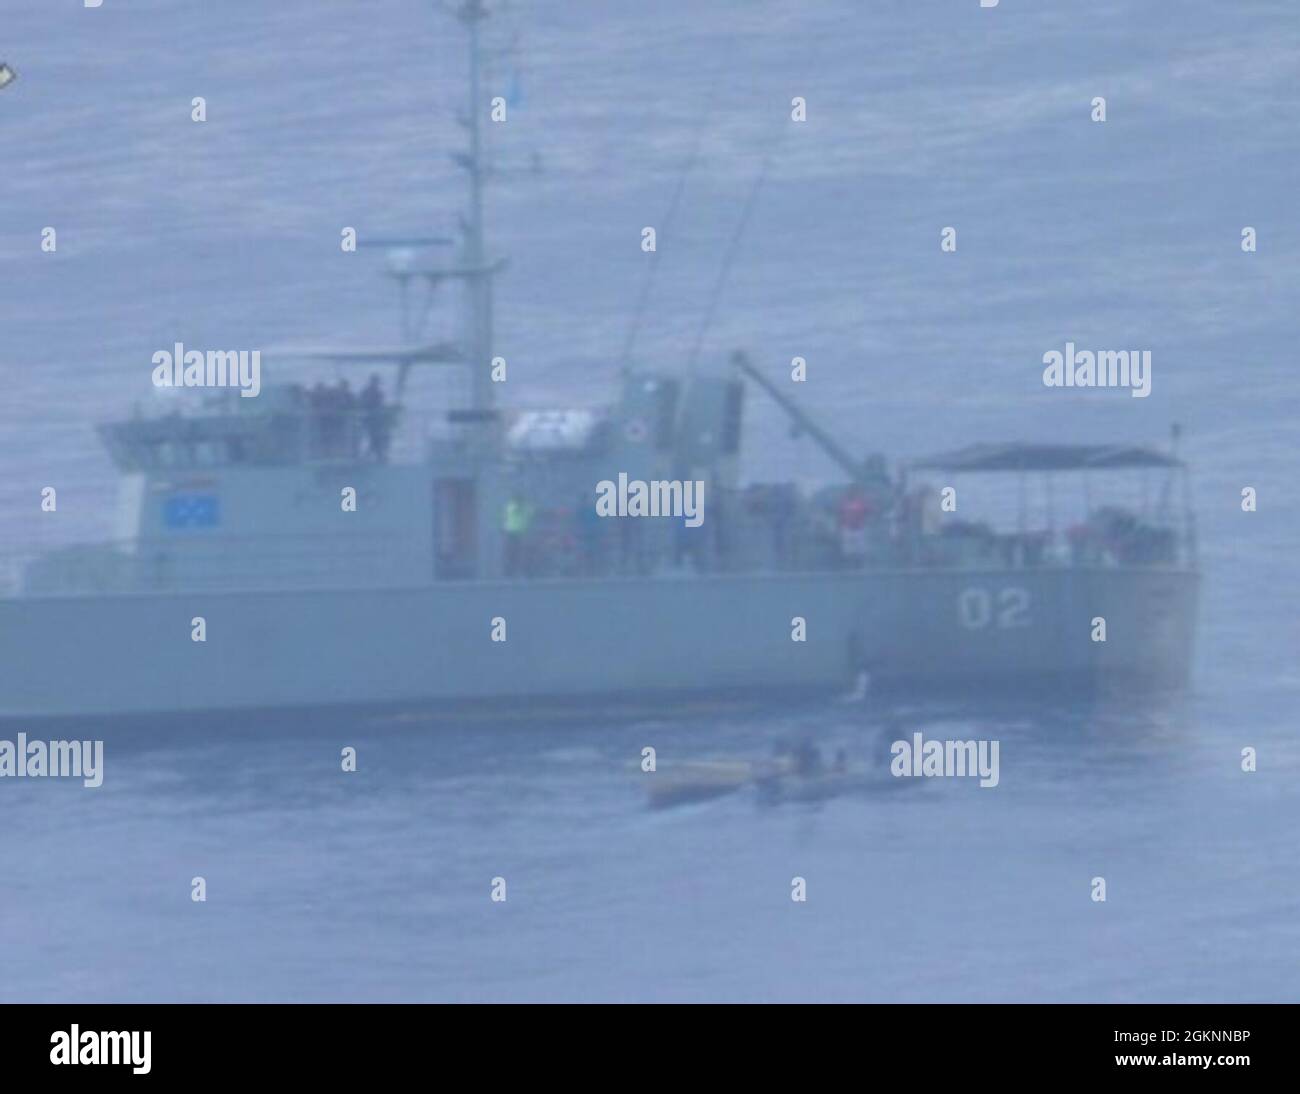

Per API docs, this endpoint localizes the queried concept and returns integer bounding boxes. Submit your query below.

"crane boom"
[730,351,865,483]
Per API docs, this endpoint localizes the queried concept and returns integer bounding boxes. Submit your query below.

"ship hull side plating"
[0,567,1197,723]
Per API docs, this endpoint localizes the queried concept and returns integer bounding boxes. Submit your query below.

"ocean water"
[1,0,1298,1001]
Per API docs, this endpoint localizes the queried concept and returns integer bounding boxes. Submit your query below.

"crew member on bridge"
[335,379,358,458]
[308,382,330,457]
[360,373,390,462]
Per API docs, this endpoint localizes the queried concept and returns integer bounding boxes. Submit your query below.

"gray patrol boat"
[0,3,1198,724]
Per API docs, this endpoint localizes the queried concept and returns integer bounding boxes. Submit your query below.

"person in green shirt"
[503,495,534,576]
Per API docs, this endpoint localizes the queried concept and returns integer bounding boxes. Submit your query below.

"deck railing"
[0,508,1195,599]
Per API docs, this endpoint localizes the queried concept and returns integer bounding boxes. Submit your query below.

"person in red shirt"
[838,490,870,566]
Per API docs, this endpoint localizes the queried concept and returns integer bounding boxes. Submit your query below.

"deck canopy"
[910,442,1183,472]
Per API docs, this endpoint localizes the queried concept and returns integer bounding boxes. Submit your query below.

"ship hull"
[0,567,1198,724]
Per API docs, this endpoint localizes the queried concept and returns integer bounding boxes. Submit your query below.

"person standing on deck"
[837,488,869,568]
[575,492,605,576]
[503,495,534,577]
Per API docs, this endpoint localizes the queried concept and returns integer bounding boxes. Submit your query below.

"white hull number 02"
[958,586,1031,630]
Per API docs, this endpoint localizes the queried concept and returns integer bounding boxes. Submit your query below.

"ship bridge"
[99,381,403,470]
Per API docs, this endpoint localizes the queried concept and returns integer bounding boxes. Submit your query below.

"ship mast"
[455,0,496,417]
